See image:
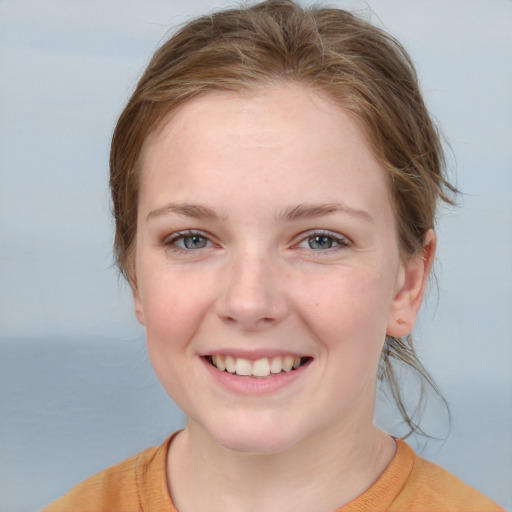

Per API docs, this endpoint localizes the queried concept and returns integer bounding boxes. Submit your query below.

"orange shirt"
[43,434,505,512]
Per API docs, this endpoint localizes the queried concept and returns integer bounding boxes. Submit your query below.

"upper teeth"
[211,355,302,377]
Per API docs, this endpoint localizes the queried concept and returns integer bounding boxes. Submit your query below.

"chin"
[201,414,303,455]
[219,432,296,455]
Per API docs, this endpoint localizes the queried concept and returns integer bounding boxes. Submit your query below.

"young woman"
[43,1,505,510]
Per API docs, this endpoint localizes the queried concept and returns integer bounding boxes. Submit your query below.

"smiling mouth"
[205,355,312,378]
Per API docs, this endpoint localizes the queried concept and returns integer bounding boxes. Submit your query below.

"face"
[133,83,430,454]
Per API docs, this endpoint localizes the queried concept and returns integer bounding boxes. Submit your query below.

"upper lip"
[198,348,311,360]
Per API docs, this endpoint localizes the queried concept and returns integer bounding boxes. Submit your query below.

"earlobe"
[132,285,146,326]
[386,230,436,337]
[128,256,146,326]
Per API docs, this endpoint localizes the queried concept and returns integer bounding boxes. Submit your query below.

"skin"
[133,83,435,512]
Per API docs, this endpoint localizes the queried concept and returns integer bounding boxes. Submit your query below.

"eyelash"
[163,229,349,255]
[162,230,213,253]
[296,230,350,252]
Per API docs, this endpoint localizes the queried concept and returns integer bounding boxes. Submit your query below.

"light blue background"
[1,1,511,510]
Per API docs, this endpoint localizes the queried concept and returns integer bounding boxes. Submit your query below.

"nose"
[215,250,289,332]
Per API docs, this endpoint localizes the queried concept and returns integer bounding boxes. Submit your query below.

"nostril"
[220,314,277,328]
[215,286,288,330]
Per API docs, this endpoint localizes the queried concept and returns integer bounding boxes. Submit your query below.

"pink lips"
[201,355,311,395]
[200,348,306,359]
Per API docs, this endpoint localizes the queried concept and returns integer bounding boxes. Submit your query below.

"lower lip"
[201,358,310,395]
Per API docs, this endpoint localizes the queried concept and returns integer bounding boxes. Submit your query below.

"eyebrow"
[146,203,219,221]
[146,201,373,223]
[281,202,373,223]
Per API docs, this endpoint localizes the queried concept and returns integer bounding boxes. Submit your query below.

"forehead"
[142,83,378,160]
[138,83,391,218]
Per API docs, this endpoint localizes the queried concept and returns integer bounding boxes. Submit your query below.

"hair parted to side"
[110,0,456,436]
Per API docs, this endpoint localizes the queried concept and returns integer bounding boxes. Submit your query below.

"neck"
[167,418,396,512]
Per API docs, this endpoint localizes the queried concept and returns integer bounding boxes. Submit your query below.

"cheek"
[296,268,393,354]
[140,272,214,407]
[139,268,214,355]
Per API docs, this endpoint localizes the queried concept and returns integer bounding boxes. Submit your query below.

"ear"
[127,253,146,326]
[132,283,146,326]
[386,229,436,337]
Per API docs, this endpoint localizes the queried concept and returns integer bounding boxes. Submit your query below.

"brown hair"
[110,0,455,435]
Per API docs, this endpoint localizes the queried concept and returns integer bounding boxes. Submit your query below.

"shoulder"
[42,436,174,512]
[390,441,505,512]
[340,440,505,512]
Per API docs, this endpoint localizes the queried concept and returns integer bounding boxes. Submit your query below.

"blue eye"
[308,235,336,250]
[181,234,208,249]
[165,231,211,250]
[298,231,347,251]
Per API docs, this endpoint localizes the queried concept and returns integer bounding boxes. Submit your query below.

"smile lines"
[208,355,310,377]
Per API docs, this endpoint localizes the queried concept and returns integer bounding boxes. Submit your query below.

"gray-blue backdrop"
[1,1,511,510]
